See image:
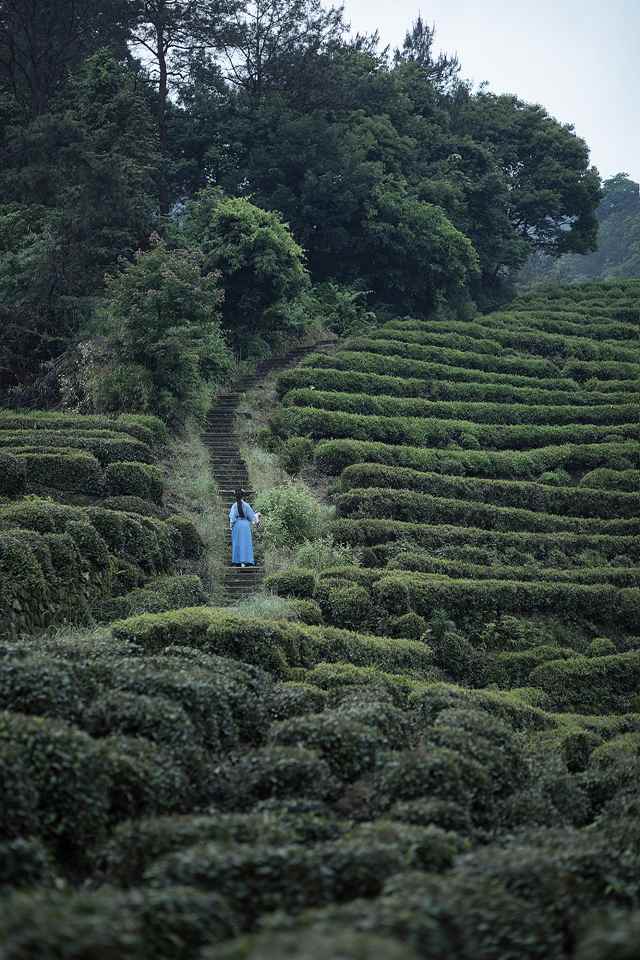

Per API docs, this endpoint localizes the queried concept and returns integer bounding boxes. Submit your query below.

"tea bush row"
[110,607,433,678]
[283,386,638,427]
[330,516,640,563]
[314,437,640,478]
[274,406,640,454]
[339,462,640,519]
[335,487,639,535]
[277,365,635,406]
[376,318,640,362]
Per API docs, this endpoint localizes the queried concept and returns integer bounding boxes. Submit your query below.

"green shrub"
[0,429,153,464]
[212,747,338,811]
[101,495,167,517]
[0,452,26,496]
[390,798,472,833]
[264,567,317,598]
[587,637,617,657]
[166,515,204,559]
[0,887,237,960]
[98,735,188,820]
[531,651,640,712]
[112,608,433,680]
[255,484,327,548]
[279,436,315,475]
[83,691,199,750]
[0,711,111,853]
[577,910,640,960]
[273,405,640,452]
[319,582,372,630]
[270,712,380,781]
[104,461,165,503]
[97,811,344,887]
[375,747,489,810]
[210,930,421,960]
[95,575,207,621]
[315,437,640,480]
[581,468,640,492]
[270,682,328,721]
[383,612,428,641]
[0,838,53,890]
[17,450,103,493]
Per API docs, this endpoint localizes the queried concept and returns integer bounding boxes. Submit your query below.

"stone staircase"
[202,340,334,604]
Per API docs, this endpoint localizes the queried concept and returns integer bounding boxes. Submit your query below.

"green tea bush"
[577,910,640,960]
[0,711,111,852]
[336,487,639,535]
[270,712,380,781]
[212,747,338,811]
[16,450,103,493]
[581,468,640,492]
[95,575,207,621]
[273,405,640,452]
[0,887,237,960]
[374,746,489,810]
[165,515,204,559]
[340,462,640,520]
[315,437,640,479]
[0,452,26,496]
[104,461,165,503]
[98,735,189,820]
[0,429,153,464]
[264,567,317,598]
[0,838,53,891]
[531,650,640,712]
[210,930,421,960]
[269,682,328,721]
[82,691,199,750]
[284,385,638,427]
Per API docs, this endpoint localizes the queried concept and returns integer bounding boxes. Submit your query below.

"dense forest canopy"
[0,0,603,408]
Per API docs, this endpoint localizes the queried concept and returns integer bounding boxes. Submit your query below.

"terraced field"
[2,282,640,959]
[0,411,207,636]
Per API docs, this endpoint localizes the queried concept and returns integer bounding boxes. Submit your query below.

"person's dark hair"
[235,488,245,519]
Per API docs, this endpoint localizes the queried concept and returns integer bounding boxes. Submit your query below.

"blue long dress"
[229,500,256,565]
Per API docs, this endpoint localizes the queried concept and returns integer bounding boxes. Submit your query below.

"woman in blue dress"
[229,489,258,566]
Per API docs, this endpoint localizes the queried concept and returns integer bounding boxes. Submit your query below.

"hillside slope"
[1,282,640,959]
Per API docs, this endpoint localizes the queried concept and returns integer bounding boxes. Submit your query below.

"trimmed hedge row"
[95,575,207,622]
[0,410,167,444]
[377,319,640,362]
[346,335,560,378]
[111,607,433,678]
[0,430,153,464]
[370,572,639,630]
[530,651,640,713]
[14,450,103,494]
[276,366,635,407]
[314,438,640,479]
[382,554,640,589]
[104,461,165,504]
[0,499,202,637]
[0,886,237,960]
[0,452,26,496]
[580,468,640,492]
[283,387,638,427]
[302,350,580,391]
[339,463,640,519]
[272,406,640,452]
[330,517,640,563]
[334,487,640,535]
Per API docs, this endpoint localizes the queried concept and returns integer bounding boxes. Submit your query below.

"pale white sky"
[341,0,640,183]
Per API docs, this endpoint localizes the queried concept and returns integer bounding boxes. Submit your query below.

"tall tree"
[130,0,238,212]
[0,51,159,391]
[0,0,132,115]
[394,15,460,92]
[217,0,344,98]
[456,92,602,257]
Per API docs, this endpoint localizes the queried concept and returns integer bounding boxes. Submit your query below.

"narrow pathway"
[202,340,334,604]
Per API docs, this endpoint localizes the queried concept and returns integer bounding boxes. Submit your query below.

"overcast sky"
[341,0,639,183]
